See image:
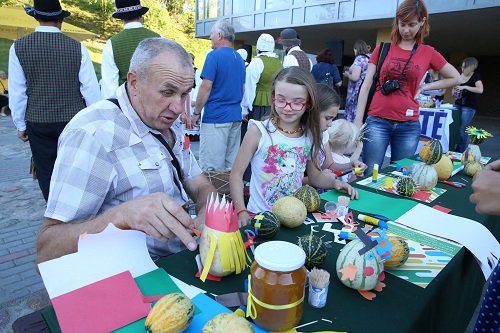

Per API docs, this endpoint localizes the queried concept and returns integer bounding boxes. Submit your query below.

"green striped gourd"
[412,163,438,191]
[251,211,280,239]
[464,160,483,176]
[297,233,328,269]
[396,176,417,197]
[418,139,443,165]
[336,239,384,290]
[145,293,194,333]
[293,185,321,212]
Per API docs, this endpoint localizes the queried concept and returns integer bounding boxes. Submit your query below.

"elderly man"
[101,0,160,99]
[193,19,245,171]
[278,28,312,71]
[8,0,100,201]
[37,38,216,263]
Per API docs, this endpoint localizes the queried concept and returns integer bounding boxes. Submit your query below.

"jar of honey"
[247,241,307,331]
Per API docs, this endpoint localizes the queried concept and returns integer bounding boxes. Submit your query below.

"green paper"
[320,188,417,220]
[392,158,419,167]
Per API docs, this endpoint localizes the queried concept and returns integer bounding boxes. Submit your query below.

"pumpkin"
[462,144,482,164]
[396,176,417,197]
[464,160,483,177]
[145,293,194,333]
[433,155,453,180]
[202,313,254,333]
[297,233,328,269]
[251,211,280,239]
[412,163,438,191]
[199,225,246,277]
[293,185,321,212]
[418,139,443,165]
[384,237,410,268]
[272,196,307,228]
[336,239,384,290]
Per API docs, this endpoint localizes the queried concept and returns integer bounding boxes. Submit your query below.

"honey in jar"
[247,241,307,331]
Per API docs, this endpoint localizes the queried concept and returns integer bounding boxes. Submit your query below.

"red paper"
[51,271,150,333]
[411,191,431,201]
[205,193,239,232]
[433,205,452,214]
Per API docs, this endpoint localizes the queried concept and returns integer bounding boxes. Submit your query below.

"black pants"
[26,122,68,201]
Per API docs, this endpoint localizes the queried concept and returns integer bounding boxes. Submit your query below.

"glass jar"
[248,241,307,331]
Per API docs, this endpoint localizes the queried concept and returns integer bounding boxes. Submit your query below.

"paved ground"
[0,113,497,332]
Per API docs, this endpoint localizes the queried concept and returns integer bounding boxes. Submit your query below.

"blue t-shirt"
[201,47,246,123]
[311,62,341,89]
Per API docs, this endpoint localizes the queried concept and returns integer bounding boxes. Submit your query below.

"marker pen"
[358,214,388,229]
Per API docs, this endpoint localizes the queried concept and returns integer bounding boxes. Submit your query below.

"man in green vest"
[101,0,160,98]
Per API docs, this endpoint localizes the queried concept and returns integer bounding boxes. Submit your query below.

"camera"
[380,79,400,95]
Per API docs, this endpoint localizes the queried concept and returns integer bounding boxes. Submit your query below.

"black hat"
[112,0,149,20]
[278,28,301,47]
[24,0,70,21]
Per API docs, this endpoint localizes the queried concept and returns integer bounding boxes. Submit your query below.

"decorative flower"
[466,126,493,145]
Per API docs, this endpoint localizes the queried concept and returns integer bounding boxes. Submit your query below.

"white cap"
[236,48,248,61]
[254,241,305,272]
[256,33,275,52]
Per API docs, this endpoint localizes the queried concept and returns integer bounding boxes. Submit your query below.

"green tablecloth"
[28,160,500,333]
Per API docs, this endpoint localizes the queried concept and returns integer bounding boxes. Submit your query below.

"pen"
[333,169,353,177]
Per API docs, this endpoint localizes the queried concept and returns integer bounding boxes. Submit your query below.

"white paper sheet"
[38,224,158,298]
[395,204,500,279]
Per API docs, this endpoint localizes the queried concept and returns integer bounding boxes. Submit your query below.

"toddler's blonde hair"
[328,119,358,151]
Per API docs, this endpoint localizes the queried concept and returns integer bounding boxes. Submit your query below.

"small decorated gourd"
[464,160,483,177]
[294,185,321,212]
[462,144,482,164]
[251,211,280,239]
[272,196,307,228]
[384,237,410,268]
[199,194,248,281]
[433,155,453,180]
[145,293,194,333]
[297,233,328,269]
[412,163,438,191]
[336,239,384,290]
[419,139,443,165]
[202,313,254,333]
[396,176,417,197]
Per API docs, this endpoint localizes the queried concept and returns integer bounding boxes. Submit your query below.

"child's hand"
[238,211,251,228]
[351,160,367,171]
[334,180,359,199]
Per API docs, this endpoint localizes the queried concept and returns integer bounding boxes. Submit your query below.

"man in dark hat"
[101,0,160,98]
[8,0,100,201]
[278,28,312,71]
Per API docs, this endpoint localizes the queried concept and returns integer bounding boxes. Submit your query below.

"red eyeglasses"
[272,96,308,111]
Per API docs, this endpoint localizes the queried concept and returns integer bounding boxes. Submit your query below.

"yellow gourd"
[145,293,194,333]
[202,313,254,333]
[433,155,453,180]
[272,196,307,228]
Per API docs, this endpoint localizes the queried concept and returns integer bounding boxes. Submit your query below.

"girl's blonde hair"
[328,119,358,150]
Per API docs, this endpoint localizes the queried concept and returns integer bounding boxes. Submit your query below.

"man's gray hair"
[212,19,235,42]
[129,37,191,78]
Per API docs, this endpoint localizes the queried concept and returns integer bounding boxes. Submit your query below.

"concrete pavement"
[0,116,49,333]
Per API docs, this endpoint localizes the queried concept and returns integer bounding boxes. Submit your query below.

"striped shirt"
[45,84,202,258]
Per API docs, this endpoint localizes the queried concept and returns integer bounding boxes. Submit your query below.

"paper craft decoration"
[51,271,151,333]
[357,174,446,203]
[199,194,248,281]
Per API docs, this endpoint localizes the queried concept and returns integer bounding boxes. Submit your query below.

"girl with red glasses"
[230,67,357,227]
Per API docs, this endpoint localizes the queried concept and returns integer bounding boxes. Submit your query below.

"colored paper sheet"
[356,174,446,203]
[392,158,465,177]
[51,271,150,333]
[320,188,417,221]
[395,204,500,279]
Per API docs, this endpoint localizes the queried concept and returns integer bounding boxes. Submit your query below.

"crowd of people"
[3,0,497,330]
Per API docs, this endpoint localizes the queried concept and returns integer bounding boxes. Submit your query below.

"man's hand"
[115,192,198,251]
[192,113,201,127]
[470,159,500,215]
[17,130,28,142]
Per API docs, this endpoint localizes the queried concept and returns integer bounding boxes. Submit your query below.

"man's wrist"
[193,111,201,116]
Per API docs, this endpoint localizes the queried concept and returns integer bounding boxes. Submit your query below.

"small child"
[230,67,358,226]
[327,119,367,182]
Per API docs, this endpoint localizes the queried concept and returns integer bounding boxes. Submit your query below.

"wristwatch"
[193,112,201,116]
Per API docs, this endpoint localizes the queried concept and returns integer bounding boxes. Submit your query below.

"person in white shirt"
[100,0,159,99]
[278,28,313,71]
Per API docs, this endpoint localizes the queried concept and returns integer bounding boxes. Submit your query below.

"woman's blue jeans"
[362,116,421,175]
[455,105,476,152]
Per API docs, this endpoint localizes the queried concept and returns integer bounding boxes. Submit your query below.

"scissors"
[440,180,466,188]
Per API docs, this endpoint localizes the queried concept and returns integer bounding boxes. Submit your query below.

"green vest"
[15,32,86,123]
[254,56,283,106]
[110,27,160,85]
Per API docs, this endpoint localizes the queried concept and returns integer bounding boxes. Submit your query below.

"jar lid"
[254,241,306,272]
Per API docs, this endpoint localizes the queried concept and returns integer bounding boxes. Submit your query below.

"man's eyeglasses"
[272,96,308,111]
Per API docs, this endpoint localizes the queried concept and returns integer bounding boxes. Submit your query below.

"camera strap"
[399,43,418,78]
